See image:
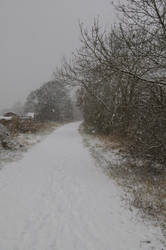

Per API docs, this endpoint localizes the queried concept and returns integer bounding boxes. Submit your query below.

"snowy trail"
[0,122,164,250]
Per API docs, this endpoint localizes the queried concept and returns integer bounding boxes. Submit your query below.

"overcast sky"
[0,0,116,110]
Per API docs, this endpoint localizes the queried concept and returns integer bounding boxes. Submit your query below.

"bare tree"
[57,1,166,165]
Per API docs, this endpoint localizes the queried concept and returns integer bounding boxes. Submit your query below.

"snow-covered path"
[0,122,164,250]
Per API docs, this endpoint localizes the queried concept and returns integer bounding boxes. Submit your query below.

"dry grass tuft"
[81,124,166,240]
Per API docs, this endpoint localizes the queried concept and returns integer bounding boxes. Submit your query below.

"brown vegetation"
[95,132,166,227]
[0,114,59,150]
[81,124,166,240]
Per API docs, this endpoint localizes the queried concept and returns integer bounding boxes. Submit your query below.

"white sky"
[0,0,116,109]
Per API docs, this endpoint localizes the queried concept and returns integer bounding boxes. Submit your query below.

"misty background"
[0,0,115,110]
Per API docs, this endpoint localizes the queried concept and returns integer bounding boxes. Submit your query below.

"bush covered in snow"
[0,124,10,141]
[0,124,16,149]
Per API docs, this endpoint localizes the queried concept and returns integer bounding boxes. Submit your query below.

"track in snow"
[0,122,164,250]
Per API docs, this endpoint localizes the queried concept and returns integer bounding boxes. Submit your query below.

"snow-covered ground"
[0,122,164,250]
[0,133,43,170]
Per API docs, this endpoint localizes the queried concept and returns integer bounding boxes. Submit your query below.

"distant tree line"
[57,0,166,166]
[24,80,73,122]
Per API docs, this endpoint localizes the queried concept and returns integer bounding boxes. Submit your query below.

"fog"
[0,0,116,110]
